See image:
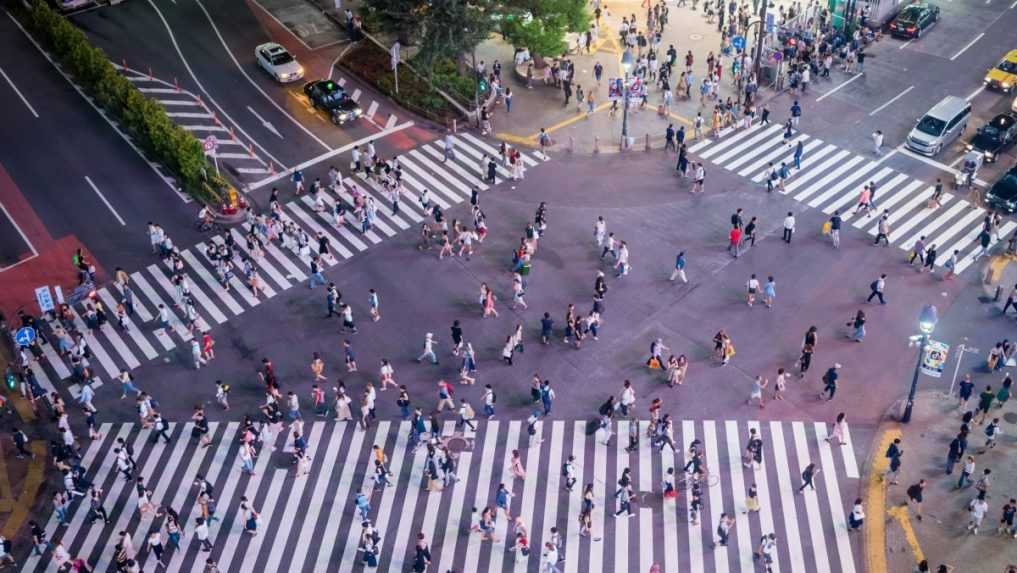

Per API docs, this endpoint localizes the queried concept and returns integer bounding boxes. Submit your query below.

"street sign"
[732,35,745,50]
[34,285,54,313]
[765,13,775,33]
[390,41,401,71]
[203,135,219,153]
[921,340,950,378]
[14,327,36,348]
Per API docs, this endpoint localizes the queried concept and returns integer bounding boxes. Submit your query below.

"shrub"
[17,0,226,203]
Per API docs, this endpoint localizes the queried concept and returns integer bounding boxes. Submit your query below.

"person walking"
[782,212,795,244]
[829,211,842,248]
[907,479,927,520]
[416,333,439,365]
[872,130,884,155]
[797,463,820,493]
[669,251,688,283]
[867,274,887,304]
[821,364,841,401]
[849,498,865,531]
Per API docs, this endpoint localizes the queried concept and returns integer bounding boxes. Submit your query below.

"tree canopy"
[499,0,589,57]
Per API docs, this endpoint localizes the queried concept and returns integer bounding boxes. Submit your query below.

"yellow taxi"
[985,49,1017,93]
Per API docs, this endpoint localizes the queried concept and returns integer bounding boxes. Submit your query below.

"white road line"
[782,149,852,195]
[951,32,985,61]
[67,308,119,378]
[709,124,785,164]
[0,198,39,268]
[287,423,347,571]
[226,232,292,290]
[205,426,275,573]
[417,422,457,570]
[638,422,654,573]
[235,167,271,174]
[385,114,398,128]
[130,271,192,343]
[147,262,216,328]
[821,169,899,215]
[563,421,584,573]
[755,142,836,183]
[839,424,861,479]
[257,424,325,572]
[815,424,857,573]
[458,132,541,167]
[0,64,39,118]
[955,220,1017,272]
[886,194,962,246]
[807,164,890,209]
[366,421,412,570]
[704,421,730,572]
[230,227,306,281]
[590,422,608,573]
[741,136,816,178]
[321,422,377,571]
[165,112,213,119]
[684,421,705,573]
[84,176,126,226]
[181,124,228,132]
[965,85,986,101]
[365,100,379,119]
[437,137,514,180]
[769,422,806,572]
[726,134,799,172]
[748,421,781,573]
[157,99,202,107]
[434,419,474,570]
[420,144,490,190]
[791,422,831,573]
[97,321,141,370]
[462,421,501,572]
[615,421,631,573]
[661,430,681,573]
[925,206,984,253]
[95,288,158,361]
[842,179,924,225]
[702,124,777,160]
[86,426,172,571]
[131,423,215,564]
[350,88,362,102]
[137,87,185,94]
[869,85,914,116]
[305,194,386,241]
[145,423,236,571]
[898,38,914,50]
[791,155,867,202]
[37,339,71,379]
[898,147,989,187]
[177,249,244,316]
[25,424,127,572]
[489,421,523,572]
[692,122,765,155]
[839,173,909,223]
[145,266,211,336]
[205,237,271,302]
[386,428,429,572]
[397,154,462,205]
[526,421,563,573]
[346,179,414,228]
[725,421,754,573]
[816,73,863,101]
[409,148,478,195]
[287,201,361,255]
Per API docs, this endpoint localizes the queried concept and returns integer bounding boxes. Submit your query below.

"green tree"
[499,0,589,60]
[363,0,429,44]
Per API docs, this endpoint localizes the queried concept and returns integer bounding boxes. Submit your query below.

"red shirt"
[729,228,742,244]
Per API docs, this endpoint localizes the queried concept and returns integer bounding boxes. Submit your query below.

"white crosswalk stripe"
[691,125,1012,274]
[26,419,862,573]
[24,135,543,405]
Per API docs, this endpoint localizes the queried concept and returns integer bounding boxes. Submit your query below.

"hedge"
[341,41,477,124]
[19,0,225,203]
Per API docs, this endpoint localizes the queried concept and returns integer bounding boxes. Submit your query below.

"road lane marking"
[965,85,986,101]
[0,196,39,270]
[247,105,283,138]
[816,72,863,101]
[365,100,378,119]
[193,0,332,151]
[245,0,313,51]
[0,64,39,118]
[869,85,914,116]
[950,32,984,61]
[898,146,989,186]
[84,176,126,226]
[898,38,914,50]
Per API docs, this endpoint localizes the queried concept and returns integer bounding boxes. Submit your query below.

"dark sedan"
[966,113,1017,163]
[986,165,1017,214]
[303,79,363,125]
[889,3,939,39]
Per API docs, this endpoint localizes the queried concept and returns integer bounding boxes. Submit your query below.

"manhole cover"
[689,33,703,41]
[1003,412,1017,424]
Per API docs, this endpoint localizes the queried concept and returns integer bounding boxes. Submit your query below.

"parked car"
[889,3,939,39]
[986,164,1017,214]
[966,113,1017,163]
[255,42,304,83]
[303,80,363,125]
[984,49,1017,94]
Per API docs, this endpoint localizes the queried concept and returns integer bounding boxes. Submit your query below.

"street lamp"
[902,304,938,423]
[620,49,634,149]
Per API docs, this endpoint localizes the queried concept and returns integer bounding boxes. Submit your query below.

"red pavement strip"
[0,162,104,318]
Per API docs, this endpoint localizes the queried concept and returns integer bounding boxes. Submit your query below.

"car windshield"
[997,60,1017,74]
[319,86,346,105]
[979,125,1000,139]
[996,173,1017,194]
[269,51,294,66]
[897,8,920,23]
[915,115,946,136]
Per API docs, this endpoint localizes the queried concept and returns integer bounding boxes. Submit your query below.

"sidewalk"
[981,252,1017,311]
[876,390,1017,572]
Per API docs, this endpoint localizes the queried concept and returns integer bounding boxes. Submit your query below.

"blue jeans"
[506,99,512,112]
[957,470,971,488]
[794,155,801,169]
[945,454,958,475]
[484,404,495,417]
[309,272,326,288]
[542,399,552,415]
[400,404,410,419]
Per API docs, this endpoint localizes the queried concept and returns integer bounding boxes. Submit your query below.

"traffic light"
[478,77,488,94]
[4,368,16,390]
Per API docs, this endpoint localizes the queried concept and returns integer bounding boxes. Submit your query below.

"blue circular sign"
[732,35,745,50]
[15,327,36,347]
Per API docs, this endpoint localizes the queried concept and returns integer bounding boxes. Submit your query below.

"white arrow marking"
[247,105,283,139]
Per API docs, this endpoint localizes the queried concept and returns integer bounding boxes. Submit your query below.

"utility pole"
[753,0,768,83]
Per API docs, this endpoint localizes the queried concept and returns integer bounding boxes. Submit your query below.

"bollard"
[568,136,575,154]
[995,285,1003,301]
[148,66,153,80]
[645,133,651,151]
[175,77,180,92]
[593,136,600,154]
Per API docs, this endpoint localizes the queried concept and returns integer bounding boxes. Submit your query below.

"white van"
[906,96,972,156]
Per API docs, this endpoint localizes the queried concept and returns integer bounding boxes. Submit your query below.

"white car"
[255,42,304,83]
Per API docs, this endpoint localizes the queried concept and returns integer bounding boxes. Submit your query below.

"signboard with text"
[921,340,949,378]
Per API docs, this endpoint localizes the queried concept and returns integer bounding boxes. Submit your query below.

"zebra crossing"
[689,123,1016,274]
[18,133,546,402]
[23,418,862,573]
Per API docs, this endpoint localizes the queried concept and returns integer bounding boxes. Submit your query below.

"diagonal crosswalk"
[14,135,546,405]
[691,124,1013,275]
[23,419,862,573]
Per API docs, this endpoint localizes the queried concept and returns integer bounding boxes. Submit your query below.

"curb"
[859,398,910,573]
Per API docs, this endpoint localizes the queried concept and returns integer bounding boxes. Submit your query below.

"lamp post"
[620,49,633,150]
[902,304,938,423]
[752,0,770,83]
